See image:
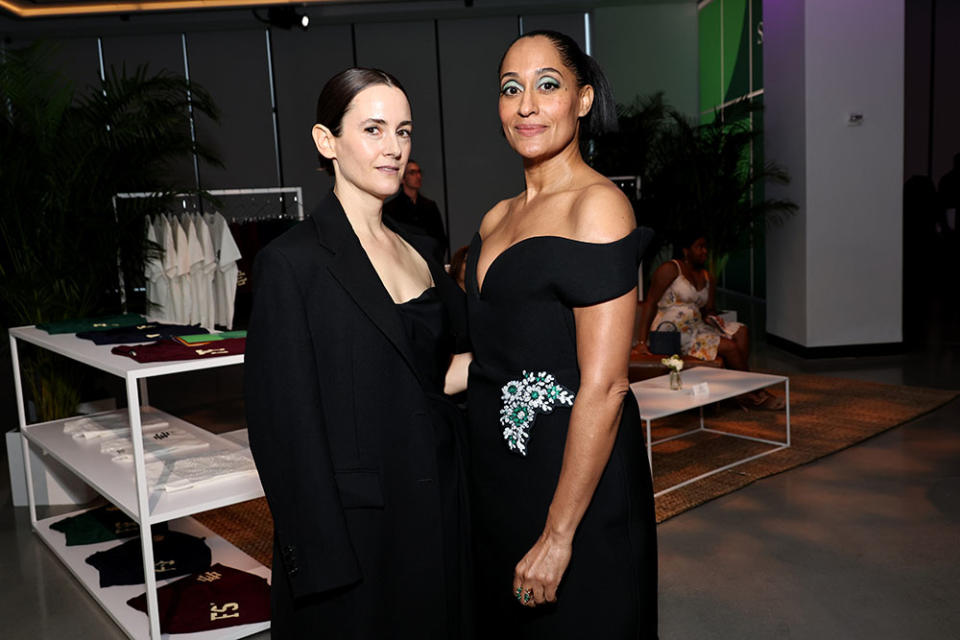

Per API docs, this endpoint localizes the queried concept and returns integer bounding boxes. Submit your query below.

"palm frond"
[0,42,222,420]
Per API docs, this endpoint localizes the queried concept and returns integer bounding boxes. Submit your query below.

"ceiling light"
[261,6,309,31]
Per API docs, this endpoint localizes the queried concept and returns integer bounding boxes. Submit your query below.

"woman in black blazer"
[244,68,472,639]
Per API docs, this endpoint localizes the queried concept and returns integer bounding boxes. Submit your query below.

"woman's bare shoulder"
[652,260,681,284]
[569,180,635,244]
[477,196,518,238]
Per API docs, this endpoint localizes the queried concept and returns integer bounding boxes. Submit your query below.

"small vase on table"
[662,355,684,391]
[669,369,682,390]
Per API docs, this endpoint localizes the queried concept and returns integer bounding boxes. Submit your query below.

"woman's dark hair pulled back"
[315,67,408,174]
[500,30,617,137]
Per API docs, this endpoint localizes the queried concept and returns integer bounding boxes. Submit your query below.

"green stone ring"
[522,589,532,604]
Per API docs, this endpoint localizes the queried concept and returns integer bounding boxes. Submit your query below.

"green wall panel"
[752,0,763,95]
[699,1,722,114]
[723,0,750,103]
[699,0,766,297]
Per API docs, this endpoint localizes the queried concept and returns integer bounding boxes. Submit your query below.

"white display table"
[9,325,267,640]
[631,367,791,498]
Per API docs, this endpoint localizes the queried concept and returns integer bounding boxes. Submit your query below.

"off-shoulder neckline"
[472,227,641,297]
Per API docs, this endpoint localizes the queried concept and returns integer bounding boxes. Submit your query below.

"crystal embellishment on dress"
[500,370,575,456]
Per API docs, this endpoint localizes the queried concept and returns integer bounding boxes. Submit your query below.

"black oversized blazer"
[244,191,468,637]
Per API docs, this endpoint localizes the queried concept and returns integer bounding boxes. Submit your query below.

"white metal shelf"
[36,511,270,640]
[23,407,263,525]
[9,324,265,639]
[8,326,243,380]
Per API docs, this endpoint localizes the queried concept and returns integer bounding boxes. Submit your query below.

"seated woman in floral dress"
[636,230,784,410]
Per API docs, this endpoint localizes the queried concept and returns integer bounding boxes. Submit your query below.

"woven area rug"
[197,373,958,565]
[650,373,957,522]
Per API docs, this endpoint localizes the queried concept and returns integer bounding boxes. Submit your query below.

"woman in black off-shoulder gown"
[462,31,659,638]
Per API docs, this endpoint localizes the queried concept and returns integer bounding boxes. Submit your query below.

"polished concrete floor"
[1,298,958,639]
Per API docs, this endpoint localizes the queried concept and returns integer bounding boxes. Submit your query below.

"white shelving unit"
[9,325,268,640]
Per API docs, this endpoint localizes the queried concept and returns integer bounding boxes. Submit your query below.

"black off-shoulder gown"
[465,229,658,638]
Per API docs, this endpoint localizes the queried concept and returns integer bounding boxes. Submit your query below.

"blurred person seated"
[636,230,784,410]
[448,245,469,291]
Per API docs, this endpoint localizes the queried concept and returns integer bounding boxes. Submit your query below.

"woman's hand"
[443,352,472,395]
[512,530,573,607]
[706,314,726,331]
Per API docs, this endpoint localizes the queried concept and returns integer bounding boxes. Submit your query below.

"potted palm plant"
[0,43,220,421]
[588,96,796,279]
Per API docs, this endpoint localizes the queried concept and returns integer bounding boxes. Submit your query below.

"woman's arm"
[444,352,473,395]
[702,270,725,330]
[513,288,636,605]
[513,184,636,606]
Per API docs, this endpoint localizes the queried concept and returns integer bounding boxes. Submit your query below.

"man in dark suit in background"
[384,159,448,263]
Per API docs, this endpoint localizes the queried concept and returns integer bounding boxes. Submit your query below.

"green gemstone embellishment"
[500,370,576,457]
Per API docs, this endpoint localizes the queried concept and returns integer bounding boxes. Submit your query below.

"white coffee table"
[630,367,790,497]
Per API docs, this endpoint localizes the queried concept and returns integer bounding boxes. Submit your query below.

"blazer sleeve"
[244,247,361,598]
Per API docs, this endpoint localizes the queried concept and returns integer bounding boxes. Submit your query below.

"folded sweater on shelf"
[145,451,258,492]
[99,427,211,463]
[111,337,245,363]
[63,413,170,440]
[77,323,207,345]
[126,563,270,634]
[37,313,146,335]
[85,530,212,588]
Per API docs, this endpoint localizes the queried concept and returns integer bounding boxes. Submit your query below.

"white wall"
[763,0,807,345]
[764,0,904,348]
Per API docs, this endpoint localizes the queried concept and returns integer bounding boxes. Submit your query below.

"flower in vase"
[661,355,684,372]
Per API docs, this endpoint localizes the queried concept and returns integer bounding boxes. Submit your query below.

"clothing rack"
[114,186,305,222]
[111,186,303,311]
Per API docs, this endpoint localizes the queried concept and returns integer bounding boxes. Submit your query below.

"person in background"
[448,245,469,291]
[384,159,448,262]
[636,230,784,410]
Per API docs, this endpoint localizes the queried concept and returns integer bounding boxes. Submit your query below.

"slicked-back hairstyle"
[315,67,409,174]
[499,30,618,137]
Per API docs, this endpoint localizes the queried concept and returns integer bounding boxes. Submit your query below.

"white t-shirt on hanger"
[195,213,217,331]
[153,215,175,323]
[144,219,166,322]
[173,215,192,325]
[184,215,205,327]
[162,215,183,325]
[205,211,242,330]
[175,215,196,325]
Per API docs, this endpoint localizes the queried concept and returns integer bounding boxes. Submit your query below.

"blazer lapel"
[312,191,428,391]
